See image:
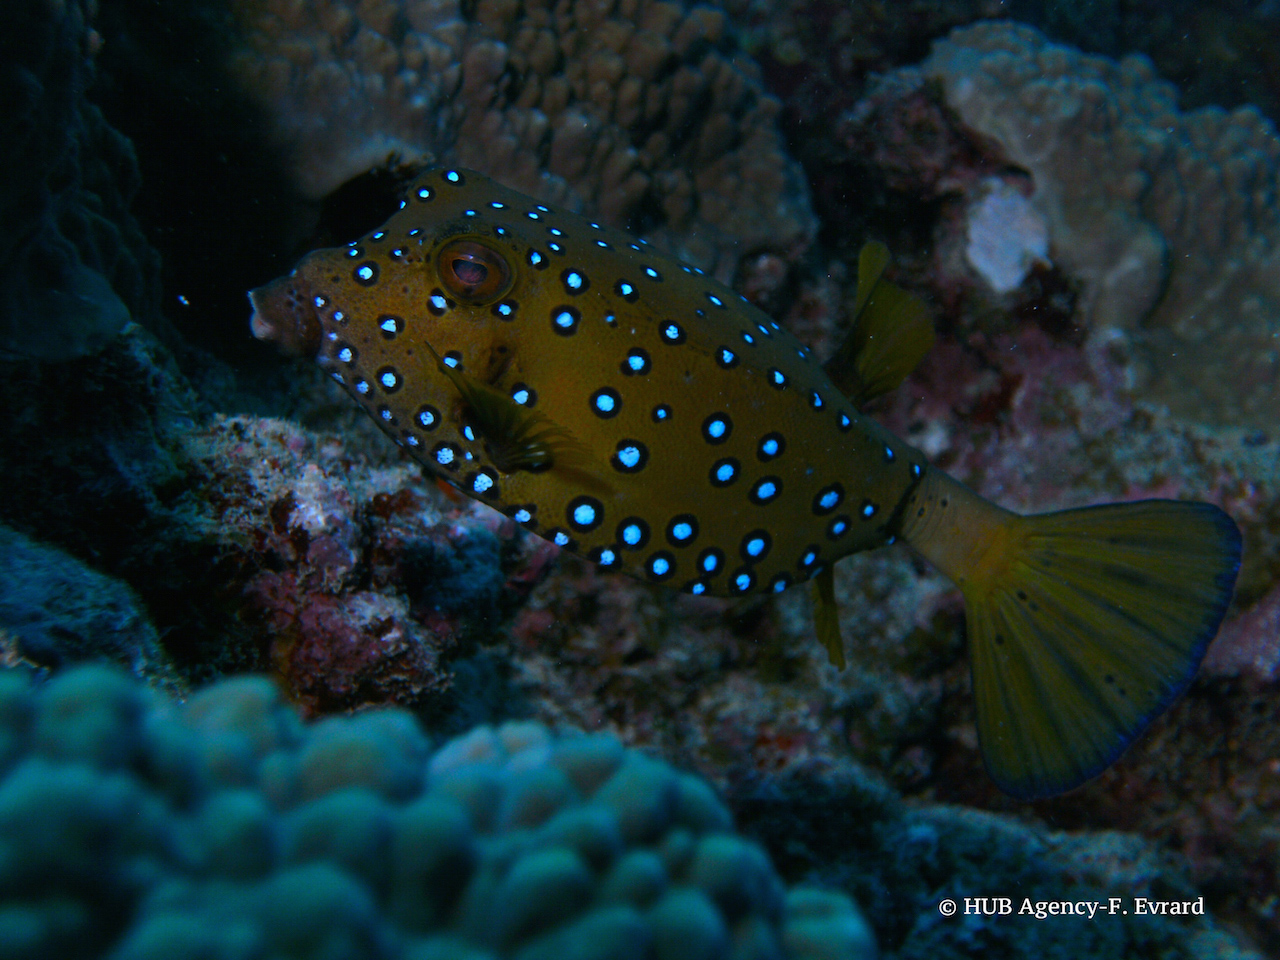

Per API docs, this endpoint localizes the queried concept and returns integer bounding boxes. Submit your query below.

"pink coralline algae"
[843,20,1280,428]
[226,0,815,277]
[175,414,554,716]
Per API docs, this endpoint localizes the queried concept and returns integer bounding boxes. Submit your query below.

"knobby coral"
[914,21,1280,426]
[226,0,815,277]
[0,663,874,960]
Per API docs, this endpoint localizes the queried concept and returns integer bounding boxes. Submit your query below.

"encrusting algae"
[250,167,1242,800]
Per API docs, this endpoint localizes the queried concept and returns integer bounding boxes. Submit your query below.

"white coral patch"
[965,178,1051,294]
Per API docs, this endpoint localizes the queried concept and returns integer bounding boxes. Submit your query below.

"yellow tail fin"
[901,470,1241,799]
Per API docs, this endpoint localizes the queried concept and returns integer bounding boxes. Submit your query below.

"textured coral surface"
[0,664,874,960]
[228,0,815,278]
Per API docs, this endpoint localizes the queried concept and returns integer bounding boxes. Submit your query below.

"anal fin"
[813,565,846,669]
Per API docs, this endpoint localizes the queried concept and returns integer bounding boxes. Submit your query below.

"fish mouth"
[247,273,322,358]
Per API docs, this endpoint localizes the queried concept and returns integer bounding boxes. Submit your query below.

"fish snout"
[248,274,322,358]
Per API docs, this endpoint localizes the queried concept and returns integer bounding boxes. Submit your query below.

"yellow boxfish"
[250,167,1241,800]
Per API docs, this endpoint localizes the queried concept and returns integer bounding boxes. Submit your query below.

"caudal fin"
[902,473,1241,798]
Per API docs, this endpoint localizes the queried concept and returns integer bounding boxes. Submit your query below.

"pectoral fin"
[422,341,610,493]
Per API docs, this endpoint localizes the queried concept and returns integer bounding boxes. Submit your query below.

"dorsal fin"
[824,241,934,407]
[421,340,611,494]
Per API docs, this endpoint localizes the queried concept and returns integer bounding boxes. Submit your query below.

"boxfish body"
[252,168,1241,801]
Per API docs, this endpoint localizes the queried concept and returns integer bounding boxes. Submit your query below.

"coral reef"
[0,524,170,683]
[226,0,816,277]
[0,324,550,716]
[845,21,1280,427]
[0,663,873,960]
[0,0,160,361]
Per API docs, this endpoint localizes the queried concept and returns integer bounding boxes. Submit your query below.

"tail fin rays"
[903,473,1241,799]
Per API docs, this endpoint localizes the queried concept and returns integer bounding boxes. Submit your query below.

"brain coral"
[914,21,1280,427]
[0,663,873,960]
[0,0,161,361]
[226,0,815,277]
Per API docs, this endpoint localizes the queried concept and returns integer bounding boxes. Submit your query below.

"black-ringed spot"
[611,440,649,473]
[826,515,851,540]
[730,567,756,593]
[353,261,379,286]
[590,545,620,569]
[812,483,845,516]
[706,292,727,308]
[561,268,589,294]
[510,383,537,407]
[567,495,605,532]
[810,391,825,410]
[860,500,879,520]
[652,403,672,422]
[768,573,792,594]
[376,405,396,424]
[716,347,739,369]
[335,343,357,365]
[415,405,441,430]
[643,265,662,281]
[617,517,650,550]
[441,350,462,369]
[615,280,639,302]
[376,366,402,393]
[768,368,787,389]
[665,514,699,547]
[883,445,896,462]
[622,347,651,376]
[798,546,820,570]
[646,551,676,582]
[493,300,517,320]
[748,476,782,505]
[709,457,740,487]
[512,505,535,525]
[697,547,725,576]
[548,528,575,549]
[838,412,853,432]
[911,463,923,478]
[442,169,465,185]
[685,580,709,595]
[701,413,732,445]
[551,305,581,336]
[414,185,434,202]
[469,469,500,498]
[527,249,548,269]
[739,530,772,563]
[346,245,363,258]
[757,432,786,461]
[427,290,449,316]
[659,321,686,344]
[377,315,403,339]
[590,387,621,418]
[431,442,462,471]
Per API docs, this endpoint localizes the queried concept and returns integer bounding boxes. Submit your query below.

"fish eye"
[436,240,513,303]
